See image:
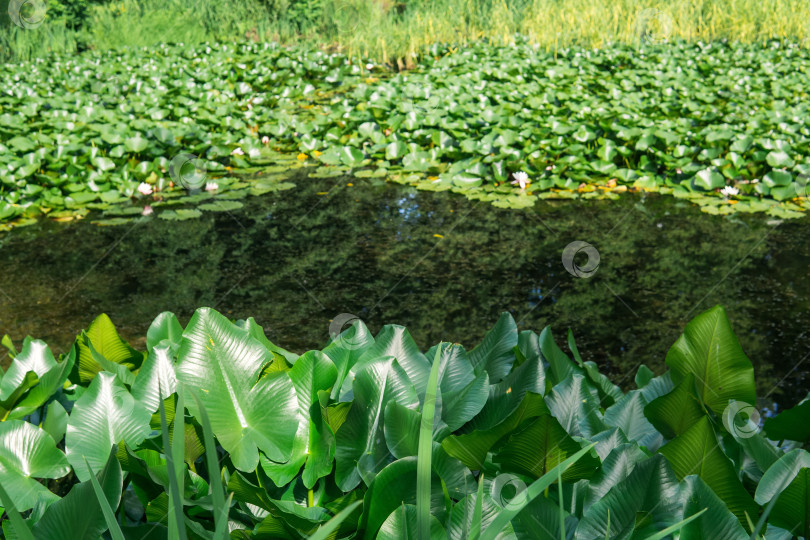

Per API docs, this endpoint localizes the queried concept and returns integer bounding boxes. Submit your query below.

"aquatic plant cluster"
[0,305,807,538]
[2,37,810,230]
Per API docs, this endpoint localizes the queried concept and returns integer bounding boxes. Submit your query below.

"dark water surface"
[1,170,808,412]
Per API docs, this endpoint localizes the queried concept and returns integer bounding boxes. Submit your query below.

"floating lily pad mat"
[0,172,807,412]
[2,38,810,228]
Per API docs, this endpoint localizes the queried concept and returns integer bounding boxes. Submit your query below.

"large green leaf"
[658,416,759,527]
[146,312,184,354]
[447,490,514,540]
[424,343,489,430]
[323,317,375,400]
[576,454,681,540]
[763,393,810,444]
[0,420,70,512]
[130,342,177,413]
[583,442,648,511]
[351,325,431,398]
[442,392,547,470]
[679,474,748,540]
[175,307,299,471]
[665,306,755,415]
[1,340,75,421]
[464,343,546,434]
[468,312,518,383]
[545,373,605,438]
[603,390,662,450]
[492,398,601,482]
[32,448,123,540]
[377,504,446,540]
[359,457,445,540]
[643,372,705,439]
[66,371,151,481]
[0,339,56,401]
[754,449,810,538]
[261,350,337,488]
[539,327,578,386]
[71,313,144,384]
[334,357,419,491]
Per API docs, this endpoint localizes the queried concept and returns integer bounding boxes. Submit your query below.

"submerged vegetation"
[0,306,808,538]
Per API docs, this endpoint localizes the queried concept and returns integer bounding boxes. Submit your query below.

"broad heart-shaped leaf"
[377,504,446,540]
[754,449,810,538]
[359,457,446,540]
[468,312,517,383]
[66,372,151,481]
[32,448,122,540]
[0,420,70,512]
[603,391,663,451]
[0,338,56,401]
[261,350,338,488]
[447,490,515,540]
[492,398,601,482]
[545,373,605,439]
[464,343,546,434]
[576,454,681,540]
[70,313,144,384]
[382,401,475,500]
[323,318,375,401]
[658,416,758,528]
[539,326,578,387]
[583,442,648,512]
[176,307,299,471]
[665,305,755,415]
[679,475,749,540]
[1,341,75,421]
[442,392,548,470]
[764,392,810,444]
[351,325,431,399]
[146,311,184,354]
[131,343,177,414]
[334,357,419,491]
[424,343,489,430]
[510,493,578,540]
[238,316,299,365]
[644,372,706,439]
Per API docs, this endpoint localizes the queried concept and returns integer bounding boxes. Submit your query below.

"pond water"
[1,169,808,413]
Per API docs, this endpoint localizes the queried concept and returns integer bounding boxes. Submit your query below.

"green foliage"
[0,305,807,538]
[3,37,810,232]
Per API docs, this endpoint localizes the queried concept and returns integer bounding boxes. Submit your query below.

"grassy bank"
[3,0,810,63]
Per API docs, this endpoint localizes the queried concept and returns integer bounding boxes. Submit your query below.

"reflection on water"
[1,169,808,412]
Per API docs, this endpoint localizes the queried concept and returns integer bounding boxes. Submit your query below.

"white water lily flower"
[142,205,153,216]
[137,182,153,196]
[261,136,270,145]
[231,147,245,156]
[511,171,530,189]
[721,186,740,197]
[205,182,219,192]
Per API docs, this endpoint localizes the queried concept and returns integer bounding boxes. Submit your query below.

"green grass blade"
[558,466,565,540]
[83,457,125,540]
[308,500,363,540]
[159,393,188,540]
[479,443,597,540]
[641,507,706,540]
[470,473,484,540]
[0,480,34,540]
[172,383,186,499]
[213,492,234,540]
[417,342,444,540]
[189,389,227,531]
